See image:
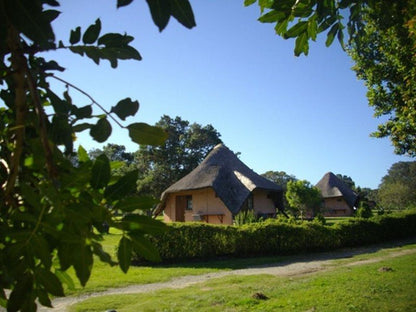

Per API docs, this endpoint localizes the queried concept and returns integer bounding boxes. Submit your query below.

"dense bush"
[132,210,416,263]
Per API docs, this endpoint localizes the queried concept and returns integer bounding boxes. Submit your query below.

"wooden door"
[175,196,186,222]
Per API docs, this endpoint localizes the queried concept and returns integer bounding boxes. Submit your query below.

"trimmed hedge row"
[133,210,416,263]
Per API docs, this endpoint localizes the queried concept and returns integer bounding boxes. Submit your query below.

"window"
[186,196,193,211]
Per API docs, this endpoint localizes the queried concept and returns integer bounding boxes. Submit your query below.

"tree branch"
[4,25,26,203]
[49,74,125,129]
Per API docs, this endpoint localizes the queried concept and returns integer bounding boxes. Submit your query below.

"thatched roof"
[158,144,283,214]
[315,172,358,208]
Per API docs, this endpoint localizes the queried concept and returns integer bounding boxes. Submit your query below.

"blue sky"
[45,0,408,189]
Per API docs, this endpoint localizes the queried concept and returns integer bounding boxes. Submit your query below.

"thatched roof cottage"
[157,144,283,224]
[315,172,358,217]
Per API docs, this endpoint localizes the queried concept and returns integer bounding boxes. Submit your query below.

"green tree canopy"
[285,180,322,219]
[262,170,297,188]
[136,115,222,199]
[348,1,416,156]
[377,161,416,211]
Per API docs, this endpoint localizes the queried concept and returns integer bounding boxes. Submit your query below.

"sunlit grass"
[70,250,416,312]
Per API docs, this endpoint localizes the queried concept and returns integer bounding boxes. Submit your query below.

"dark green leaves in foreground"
[68,19,141,68]
[91,154,111,189]
[111,98,139,121]
[90,118,112,142]
[118,236,132,273]
[246,0,355,56]
[105,170,139,202]
[145,0,196,32]
[128,123,168,146]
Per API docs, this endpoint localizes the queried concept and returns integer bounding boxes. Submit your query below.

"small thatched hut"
[157,144,283,224]
[315,172,358,217]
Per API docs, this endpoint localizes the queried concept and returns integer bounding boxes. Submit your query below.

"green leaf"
[90,118,112,143]
[50,115,73,152]
[41,60,65,72]
[36,268,64,297]
[111,98,139,120]
[284,21,308,39]
[130,234,161,262]
[117,236,132,273]
[43,0,60,6]
[73,122,93,132]
[58,243,72,271]
[31,235,52,268]
[114,195,159,212]
[72,104,92,119]
[37,289,52,308]
[55,270,75,290]
[78,146,89,162]
[258,10,285,23]
[325,23,339,47]
[307,14,318,41]
[82,18,101,44]
[91,154,111,189]
[145,0,171,32]
[295,32,309,56]
[19,183,42,210]
[337,27,345,50]
[73,245,93,286]
[69,45,142,68]
[98,33,134,47]
[244,0,257,6]
[43,9,60,23]
[292,1,313,17]
[274,18,290,36]
[104,170,138,202]
[117,0,134,8]
[127,122,168,146]
[5,0,55,48]
[8,273,33,312]
[121,214,167,235]
[170,0,196,29]
[318,16,337,33]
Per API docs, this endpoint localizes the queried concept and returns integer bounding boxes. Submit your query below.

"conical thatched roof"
[315,172,358,208]
[159,144,282,214]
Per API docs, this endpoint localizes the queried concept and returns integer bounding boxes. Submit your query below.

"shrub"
[234,209,258,225]
[131,210,416,263]
[356,201,373,218]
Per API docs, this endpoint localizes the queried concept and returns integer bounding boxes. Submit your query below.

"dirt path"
[37,240,416,312]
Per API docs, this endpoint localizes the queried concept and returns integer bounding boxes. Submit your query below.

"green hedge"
[132,210,416,263]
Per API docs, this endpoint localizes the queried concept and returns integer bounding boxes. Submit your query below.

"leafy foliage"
[245,0,367,56]
[0,0,196,310]
[262,170,297,216]
[377,161,416,211]
[132,210,416,262]
[348,1,416,156]
[285,180,322,219]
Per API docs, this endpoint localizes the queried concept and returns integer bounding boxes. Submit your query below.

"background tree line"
[90,116,416,218]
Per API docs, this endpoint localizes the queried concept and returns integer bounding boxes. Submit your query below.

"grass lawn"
[324,216,351,226]
[64,229,289,296]
[69,248,416,312]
